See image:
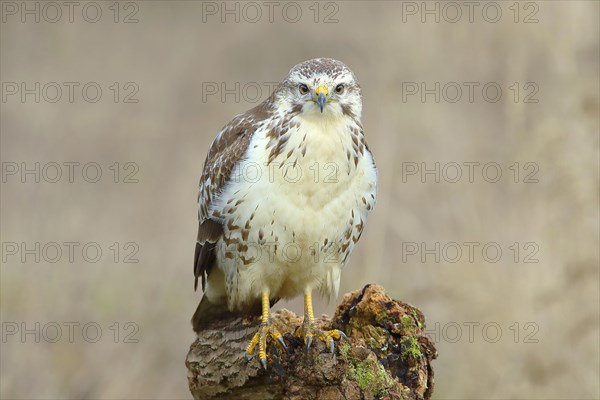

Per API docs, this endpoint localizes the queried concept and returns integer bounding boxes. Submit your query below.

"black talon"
[260,358,268,370]
[329,339,335,353]
[306,335,313,350]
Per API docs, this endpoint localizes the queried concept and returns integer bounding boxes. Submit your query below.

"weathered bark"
[186,284,437,400]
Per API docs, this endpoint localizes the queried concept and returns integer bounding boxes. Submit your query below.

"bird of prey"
[192,58,377,368]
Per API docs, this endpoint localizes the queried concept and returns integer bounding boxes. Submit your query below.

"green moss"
[338,341,351,360]
[349,358,395,396]
[410,309,423,330]
[339,342,395,397]
[400,335,422,361]
[400,315,414,332]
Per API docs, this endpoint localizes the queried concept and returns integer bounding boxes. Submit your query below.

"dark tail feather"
[194,241,215,292]
[191,295,233,333]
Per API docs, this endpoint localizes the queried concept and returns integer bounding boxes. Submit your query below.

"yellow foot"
[296,322,348,353]
[245,320,287,369]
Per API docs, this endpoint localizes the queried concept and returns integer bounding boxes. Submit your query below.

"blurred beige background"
[1,1,598,399]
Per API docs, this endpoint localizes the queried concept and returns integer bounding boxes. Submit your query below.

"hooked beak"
[315,85,328,113]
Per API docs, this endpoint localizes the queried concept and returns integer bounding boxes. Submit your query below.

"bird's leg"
[296,290,347,353]
[245,289,287,369]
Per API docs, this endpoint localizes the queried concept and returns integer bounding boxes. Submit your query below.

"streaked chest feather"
[209,115,376,305]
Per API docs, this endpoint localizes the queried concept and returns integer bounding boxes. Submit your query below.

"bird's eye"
[335,84,345,94]
[299,84,309,95]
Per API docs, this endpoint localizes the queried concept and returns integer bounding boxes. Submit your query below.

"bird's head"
[275,58,362,120]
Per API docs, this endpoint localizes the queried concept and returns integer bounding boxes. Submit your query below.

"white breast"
[210,113,377,311]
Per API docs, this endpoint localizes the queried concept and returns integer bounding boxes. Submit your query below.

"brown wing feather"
[194,101,273,292]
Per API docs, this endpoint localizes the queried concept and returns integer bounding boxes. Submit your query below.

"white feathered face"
[276,58,362,120]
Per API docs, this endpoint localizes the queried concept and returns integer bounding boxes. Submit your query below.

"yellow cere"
[315,85,329,97]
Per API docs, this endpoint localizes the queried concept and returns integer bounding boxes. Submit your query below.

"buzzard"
[192,58,377,368]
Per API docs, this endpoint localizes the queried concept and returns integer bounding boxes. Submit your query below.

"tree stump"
[186,284,437,400]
